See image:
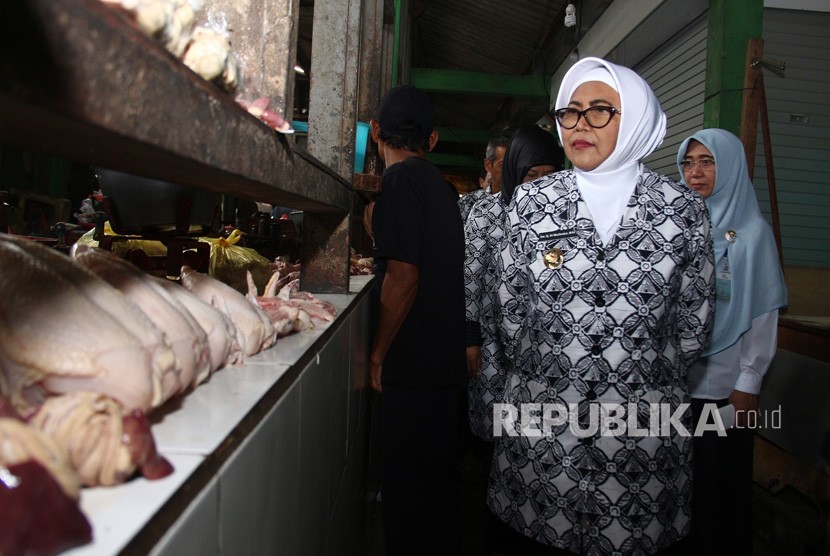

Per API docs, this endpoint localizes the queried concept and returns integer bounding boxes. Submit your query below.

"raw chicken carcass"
[150,275,243,371]
[30,391,173,487]
[248,271,338,335]
[0,233,178,412]
[280,278,338,323]
[180,266,277,358]
[72,245,211,392]
[247,271,305,336]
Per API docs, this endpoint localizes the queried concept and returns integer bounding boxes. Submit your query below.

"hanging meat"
[0,233,178,413]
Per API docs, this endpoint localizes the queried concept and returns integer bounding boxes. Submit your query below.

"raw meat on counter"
[350,249,374,275]
[30,391,173,487]
[0,234,178,413]
[247,271,307,336]
[248,270,338,335]
[180,265,277,358]
[1,408,93,555]
[0,459,93,556]
[0,418,80,500]
[150,274,243,371]
[279,278,338,323]
[237,98,292,133]
[72,245,212,392]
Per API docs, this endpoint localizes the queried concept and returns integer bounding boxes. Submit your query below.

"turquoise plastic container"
[291,120,370,173]
[354,121,370,173]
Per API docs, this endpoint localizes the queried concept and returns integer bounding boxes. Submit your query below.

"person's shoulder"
[458,190,479,205]
[384,156,440,187]
[643,167,705,203]
[512,169,572,202]
[469,192,502,217]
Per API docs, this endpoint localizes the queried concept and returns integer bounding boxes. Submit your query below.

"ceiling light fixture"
[564,3,577,28]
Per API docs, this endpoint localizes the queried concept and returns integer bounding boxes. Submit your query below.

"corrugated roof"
[408,0,613,173]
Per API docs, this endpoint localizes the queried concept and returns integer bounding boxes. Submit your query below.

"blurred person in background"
[459,136,510,223]
[464,124,562,554]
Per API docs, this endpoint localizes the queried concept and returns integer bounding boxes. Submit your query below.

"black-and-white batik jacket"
[489,167,715,555]
[464,192,508,440]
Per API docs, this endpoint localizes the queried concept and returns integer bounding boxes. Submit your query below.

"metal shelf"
[0,0,352,214]
[1,0,354,292]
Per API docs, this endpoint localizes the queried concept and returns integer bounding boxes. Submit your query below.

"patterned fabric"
[489,168,715,554]
[464,193,507,440]
[458,187,489,224]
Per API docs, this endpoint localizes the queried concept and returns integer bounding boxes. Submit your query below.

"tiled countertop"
[63,275,373,555]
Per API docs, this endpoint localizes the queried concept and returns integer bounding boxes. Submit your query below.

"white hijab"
[555,57,667,244]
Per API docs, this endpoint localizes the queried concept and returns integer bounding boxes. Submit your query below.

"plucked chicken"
[72,244,211,392]
[0,233,178,413]
[180,265,277,357]
[150,274,242,372]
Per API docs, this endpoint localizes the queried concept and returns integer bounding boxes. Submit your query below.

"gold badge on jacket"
[543,248,564,269]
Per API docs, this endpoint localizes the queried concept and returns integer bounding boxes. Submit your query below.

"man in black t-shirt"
[366,84,467,555]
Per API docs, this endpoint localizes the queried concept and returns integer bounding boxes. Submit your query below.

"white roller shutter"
[756,8,830,267]
[636,16,708,177]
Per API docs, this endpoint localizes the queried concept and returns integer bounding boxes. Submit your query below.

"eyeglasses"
[553,106,621,129]
[680,159,716,172]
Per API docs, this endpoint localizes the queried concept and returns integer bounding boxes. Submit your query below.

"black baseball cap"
[377,85,435,141]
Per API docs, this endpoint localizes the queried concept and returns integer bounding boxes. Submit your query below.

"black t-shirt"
[372,156,467,388]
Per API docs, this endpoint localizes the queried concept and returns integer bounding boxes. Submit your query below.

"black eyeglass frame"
[553,106,621,129]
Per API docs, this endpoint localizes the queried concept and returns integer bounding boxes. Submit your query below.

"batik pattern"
[489,168,715,554]
[458,188,489,225]
[464,193,507,440]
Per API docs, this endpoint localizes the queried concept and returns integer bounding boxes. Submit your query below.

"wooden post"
[738,37,784,268]
[759,73,784,269]
[739,38,764,180]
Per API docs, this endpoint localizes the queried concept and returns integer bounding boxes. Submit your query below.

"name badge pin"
[543,248,564,269]
[725,230,737,243]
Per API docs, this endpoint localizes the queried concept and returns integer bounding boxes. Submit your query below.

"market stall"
[1,0,376,553]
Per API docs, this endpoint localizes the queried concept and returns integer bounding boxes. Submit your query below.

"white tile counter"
[63,275,374,556]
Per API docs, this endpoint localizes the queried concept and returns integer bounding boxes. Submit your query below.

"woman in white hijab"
[490,57,716,554]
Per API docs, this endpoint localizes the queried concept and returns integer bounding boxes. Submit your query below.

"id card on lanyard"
[715,250,731,301]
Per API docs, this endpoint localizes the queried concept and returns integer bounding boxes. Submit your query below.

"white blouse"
[688,309,779,399]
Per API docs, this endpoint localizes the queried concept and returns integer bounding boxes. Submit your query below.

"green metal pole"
[391,0,402,86]
[703,0,764,134]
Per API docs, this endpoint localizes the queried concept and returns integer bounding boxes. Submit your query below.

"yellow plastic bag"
[75,222,167,257]
[200,229,272,294]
